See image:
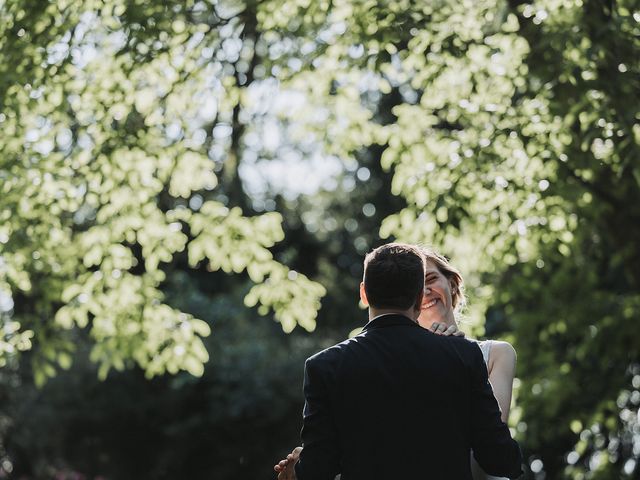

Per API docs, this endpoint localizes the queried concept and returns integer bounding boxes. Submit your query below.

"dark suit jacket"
[295,314,523,480]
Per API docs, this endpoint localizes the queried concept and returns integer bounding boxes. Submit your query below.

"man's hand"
[274,446,302,480]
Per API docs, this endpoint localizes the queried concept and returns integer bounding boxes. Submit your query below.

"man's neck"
[369,307,418,323]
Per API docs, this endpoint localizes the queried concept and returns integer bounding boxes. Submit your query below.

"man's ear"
[359,282,369,306]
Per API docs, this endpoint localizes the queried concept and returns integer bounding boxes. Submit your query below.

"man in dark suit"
[290,243,522,479]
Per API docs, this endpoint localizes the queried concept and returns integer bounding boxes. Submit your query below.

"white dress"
[472,340,508,480]
[478,339,493,365]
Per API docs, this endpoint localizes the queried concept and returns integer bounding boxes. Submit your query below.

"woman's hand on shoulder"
[274,446,302,479]
[429,322,465,337]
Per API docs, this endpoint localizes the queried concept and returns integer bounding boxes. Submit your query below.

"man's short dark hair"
[363,243,425,310]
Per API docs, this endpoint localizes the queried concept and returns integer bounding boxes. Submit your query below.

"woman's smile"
[423,298,439,309]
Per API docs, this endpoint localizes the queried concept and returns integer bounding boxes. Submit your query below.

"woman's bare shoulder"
[488,340,517,366]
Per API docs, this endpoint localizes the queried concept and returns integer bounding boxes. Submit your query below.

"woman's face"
[417,259,456,328]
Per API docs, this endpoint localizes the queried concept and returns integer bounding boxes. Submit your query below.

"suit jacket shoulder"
[306,337,354,367]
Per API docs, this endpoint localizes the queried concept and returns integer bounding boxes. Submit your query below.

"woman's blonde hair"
[420,247,466,314]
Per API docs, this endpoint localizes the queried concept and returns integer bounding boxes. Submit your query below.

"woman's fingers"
[276,447,302,476]
[431,322,464,337]
[443,325,459,336]
[430,322,445,334]
[274,458,290,472]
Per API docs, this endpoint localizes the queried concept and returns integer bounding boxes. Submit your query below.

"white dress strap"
[478,340,493,366]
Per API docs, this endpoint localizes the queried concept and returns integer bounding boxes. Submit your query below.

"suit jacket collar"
[362,313,420,332]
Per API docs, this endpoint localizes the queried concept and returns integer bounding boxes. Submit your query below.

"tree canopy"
[0,0,325,385]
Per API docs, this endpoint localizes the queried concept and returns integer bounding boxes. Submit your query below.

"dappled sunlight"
[0,0,638,478]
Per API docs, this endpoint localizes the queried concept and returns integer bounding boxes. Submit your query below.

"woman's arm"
[486,341,517,423]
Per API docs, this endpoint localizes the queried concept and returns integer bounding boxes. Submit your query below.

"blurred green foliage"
[0,0,325,385]
[0,0,638,479]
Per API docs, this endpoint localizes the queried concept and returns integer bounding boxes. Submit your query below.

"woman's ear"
[450,280,458,307]
[359,282,369,306]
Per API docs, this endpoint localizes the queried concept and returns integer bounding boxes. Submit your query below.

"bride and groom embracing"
[275,243,523,479]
